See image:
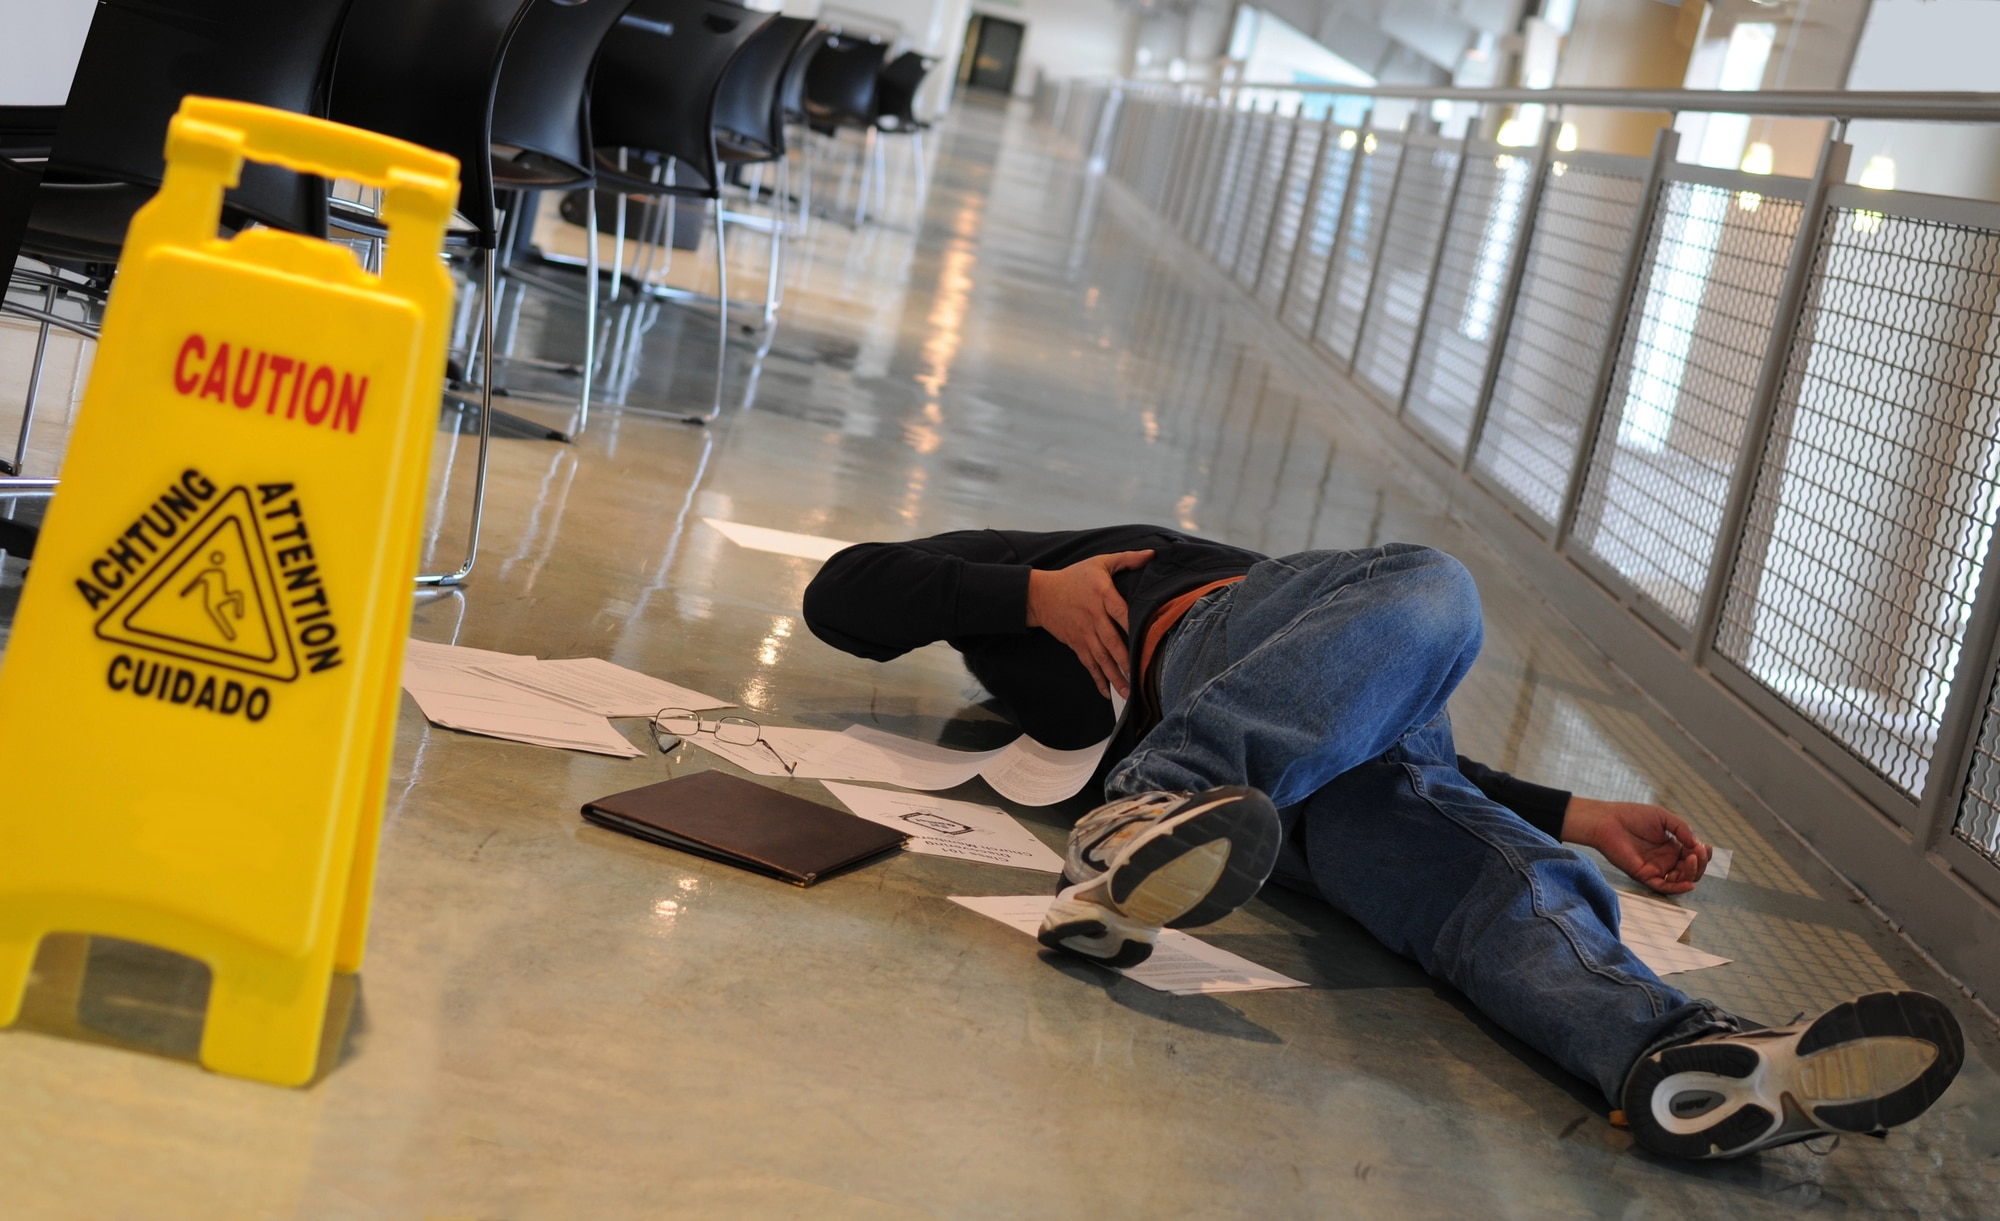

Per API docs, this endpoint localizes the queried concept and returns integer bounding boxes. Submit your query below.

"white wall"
[0,0,94,105]
[1003,0,1135,97]
[1846,0,2000,200]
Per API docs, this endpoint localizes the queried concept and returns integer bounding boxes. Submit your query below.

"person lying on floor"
[801,525,1964,1161]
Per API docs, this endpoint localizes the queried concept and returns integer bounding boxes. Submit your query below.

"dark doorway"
[958,13,1025,96]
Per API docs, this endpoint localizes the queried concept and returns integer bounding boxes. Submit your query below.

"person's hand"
[1562,796,1712,895]
[1025,549,1155,699]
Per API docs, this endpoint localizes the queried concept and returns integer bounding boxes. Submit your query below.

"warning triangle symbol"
[95,486,301,682]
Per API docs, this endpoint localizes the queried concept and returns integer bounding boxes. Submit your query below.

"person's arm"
[1456,756,1570,840]
[803,531,1033,662]
[1456,757,1712,895]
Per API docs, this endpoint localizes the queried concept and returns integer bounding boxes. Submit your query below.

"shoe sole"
[1110,786,1280,930]
[1626,990,1964,1159]
[1037,787,1280,966]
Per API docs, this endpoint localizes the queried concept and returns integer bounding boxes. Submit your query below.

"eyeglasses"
[652,708,797,776]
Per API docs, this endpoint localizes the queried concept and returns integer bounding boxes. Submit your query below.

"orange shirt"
[1137,576,1245,688]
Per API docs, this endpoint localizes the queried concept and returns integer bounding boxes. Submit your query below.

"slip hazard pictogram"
[93,485,301,682]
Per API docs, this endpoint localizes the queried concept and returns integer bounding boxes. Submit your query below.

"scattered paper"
[473,656,729,718]
[402,671,644,758]
[1707,846,1733,881]
[824,783,1064,872]
[949,895,1309,996]
[1616,890,1733,976]
[704,517,855,561]
[793,724,1108,806]
[401,639,651,758]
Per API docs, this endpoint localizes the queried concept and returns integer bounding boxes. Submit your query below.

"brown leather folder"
[581,769,906,886]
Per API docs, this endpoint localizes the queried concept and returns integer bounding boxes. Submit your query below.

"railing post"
[1341,109,1426,371]
[1307,110,1377,342]
[1087,84,1124,177]
[1685,132,1851,663]
[1549,125,1682,547]
[1249,113,1306,293]
[1461,111,1561,470]
[1274,111,1339,321]
[1916,504,2000,849]
[1166,99,1212,233]
[1395,117,1482,416]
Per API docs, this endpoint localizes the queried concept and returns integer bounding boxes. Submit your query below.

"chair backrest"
[803,33,887,132]
[590,0,773,195]
[329,0,536,238]
[779,25,834,125]
[47,0,356,237]
[491,0,637,187]
[875,51,931,127]
[711,15,819,162]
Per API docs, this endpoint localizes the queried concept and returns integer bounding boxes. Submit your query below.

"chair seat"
[715,130,778,165]
[492,145,593,189]
[22,178,150,263]
[593,149,714,200]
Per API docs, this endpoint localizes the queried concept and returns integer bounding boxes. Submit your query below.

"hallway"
[2,96,1996,1218]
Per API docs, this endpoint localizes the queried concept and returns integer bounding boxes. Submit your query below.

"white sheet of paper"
[979,736,1111,806]
[824,783,1064,872]
[473,656,730,718]
[405,685,644,758]
[403,639,645,757]
[1707,846,1734,880]
[949,895,1309,995]
[794,724,1002,789]
[672,724,848,777]
[793,724,1109,806]
[1616,891,1733,976]
[403,637,536,679]
[703,517,855,561]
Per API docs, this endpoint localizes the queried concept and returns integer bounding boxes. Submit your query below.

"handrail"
[1097,79,2000,123]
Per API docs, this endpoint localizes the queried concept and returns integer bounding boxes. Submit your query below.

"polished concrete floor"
[3,97,1999,1219]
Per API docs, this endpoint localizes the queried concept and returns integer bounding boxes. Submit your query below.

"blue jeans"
[1105,544,1733,1104]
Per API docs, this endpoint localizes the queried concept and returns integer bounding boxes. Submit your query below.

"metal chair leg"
[8,283,55,476]
[697,202,728,422]
[417,247,496,587]
[765,156,787,323]
[853,128,875,227]
[574,186,598,438]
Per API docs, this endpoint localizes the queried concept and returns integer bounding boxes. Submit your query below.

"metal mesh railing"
[1716,209,2000,798]
[1354,144,1462,404]
[1211,112,1264,265]
[1257,122,1323,310]
[1472,163,1648,527]
[1317,134,1402,363]
[1571,180,1802,626]
[1233,117,1296,289]
[1282,133,1356,335]
[1404,151,1533,455]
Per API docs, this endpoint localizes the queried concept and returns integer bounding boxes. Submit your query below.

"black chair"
[589,0,775,421]
[872,51,934,202]
[0,0,354,500]
[483,0,637,439]
[327,0,543,586]
[801,33,888,225]
[712,14,821,325]
[776,24,834,230]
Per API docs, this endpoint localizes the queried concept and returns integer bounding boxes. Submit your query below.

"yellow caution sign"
[0,98,457,1085]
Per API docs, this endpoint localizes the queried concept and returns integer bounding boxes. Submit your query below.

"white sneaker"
[1036,787,1281,968]
[1622,990,1964,1159]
